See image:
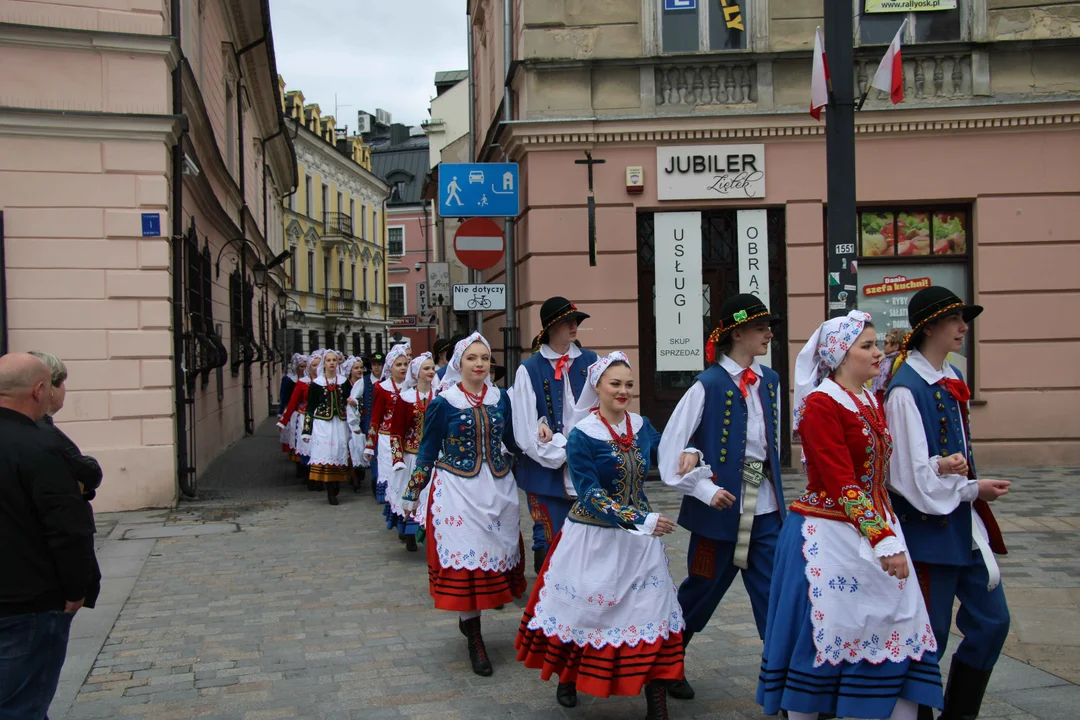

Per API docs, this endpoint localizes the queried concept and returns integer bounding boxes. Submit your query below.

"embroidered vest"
[676,364,786,542]
[515,349,597,497]
[434,395,513,479]
[887,362,975,567]
[360,373,376,433]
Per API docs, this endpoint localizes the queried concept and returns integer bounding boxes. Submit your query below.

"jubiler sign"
[657,144,766,200]
[654,212,704,372]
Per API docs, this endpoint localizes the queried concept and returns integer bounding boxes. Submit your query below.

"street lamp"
[277,293,305,325]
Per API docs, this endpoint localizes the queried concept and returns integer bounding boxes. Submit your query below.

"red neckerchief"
[739,368,759,398]
[554,355,570,381]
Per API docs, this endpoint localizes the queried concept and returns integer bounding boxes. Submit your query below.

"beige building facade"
[469,0,1080,465]
[0,0,296,510]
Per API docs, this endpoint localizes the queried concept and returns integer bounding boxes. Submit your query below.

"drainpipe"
[502,0,518,382]
[466,7,479,332]
[0,212,7,355]
[261,131,283,411]
[170,0,194,497]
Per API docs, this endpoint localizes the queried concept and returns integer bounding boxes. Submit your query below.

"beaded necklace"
[598,412,635,452]
[461,383,487,408]
[844,388,888,438]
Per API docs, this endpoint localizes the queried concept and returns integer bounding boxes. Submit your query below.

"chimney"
[390,123,410,146]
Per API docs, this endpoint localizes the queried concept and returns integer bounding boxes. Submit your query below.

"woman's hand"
[652,515,677,537]
[302,437,310,444]
[538,423,553,444]
[879,552,909,580]
[678,451,698,476]
[938,453,968,476]
[347,398,358,408]
[710,488,736,510]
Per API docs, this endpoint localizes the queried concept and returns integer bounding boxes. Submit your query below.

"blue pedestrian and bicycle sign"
[439,163,519,218]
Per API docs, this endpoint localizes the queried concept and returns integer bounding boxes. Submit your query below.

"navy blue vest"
[359,372,377,434]
[436,365,448,381]
[676,364,786,542]
[887,362,975,567]
[515,349,597,497]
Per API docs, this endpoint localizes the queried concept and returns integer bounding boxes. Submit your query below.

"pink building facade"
[1,0,295,510]
[469,0,1080,466]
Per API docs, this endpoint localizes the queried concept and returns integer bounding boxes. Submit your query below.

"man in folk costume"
[510,297,598,573]
[885,286,1011,720]
[361,352,385,498]
[659,294,787,701]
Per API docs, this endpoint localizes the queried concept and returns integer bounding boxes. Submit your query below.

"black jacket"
[39,414,103,500]
[0,407,100,615]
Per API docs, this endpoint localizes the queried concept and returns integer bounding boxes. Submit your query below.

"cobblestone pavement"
[53,419,1080,719]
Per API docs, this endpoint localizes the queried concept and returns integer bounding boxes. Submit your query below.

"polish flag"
[871,21,907,105]
[810,26,829,121]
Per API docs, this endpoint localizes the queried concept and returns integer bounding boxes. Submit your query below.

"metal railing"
[326,288,354,315]
[323,211,353,237]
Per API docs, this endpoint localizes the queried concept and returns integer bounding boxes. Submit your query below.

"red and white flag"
[871,21,907,105]
[810,26,829,120]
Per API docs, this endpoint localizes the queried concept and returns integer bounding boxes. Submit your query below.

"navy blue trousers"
[526,493,574,553]
[916,551,1010,671]
[678,511,782,638]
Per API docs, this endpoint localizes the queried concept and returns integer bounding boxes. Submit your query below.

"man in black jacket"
[0,353,99,719]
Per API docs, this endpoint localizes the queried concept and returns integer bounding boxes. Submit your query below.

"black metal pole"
[0,212,7,356]
[824,5,858,318]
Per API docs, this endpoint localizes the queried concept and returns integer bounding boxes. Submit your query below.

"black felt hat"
[432,338,451,360]
[905,286,983,350]
[365,352,385,369]
[532,296,590,351]
[706,294,782,363]
[489,360,507,383]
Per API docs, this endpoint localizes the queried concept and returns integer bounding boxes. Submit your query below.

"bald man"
[0,353,100,718]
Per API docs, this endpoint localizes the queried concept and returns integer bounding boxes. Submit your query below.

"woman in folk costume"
[345,357,369,492]
[364,345,410,508]
[361,352,386,498]
[278,351,322,483]
[278,353,306,457]
[884,286,1011,720]
[757,310,943,720]
[386,352,438,552]
[515,352,685,719]
[400,333,526,677]
[301,350,352,506]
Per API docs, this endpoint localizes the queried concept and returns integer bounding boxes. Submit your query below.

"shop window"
[325,330,334,350]
[660,0,748,54]
[857,206,974,381]
[857,1,963,45]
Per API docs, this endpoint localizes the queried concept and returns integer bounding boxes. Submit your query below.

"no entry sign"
[454,218,505,271]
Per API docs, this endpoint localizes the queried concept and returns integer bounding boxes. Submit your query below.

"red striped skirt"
[425,496,526,612]
[514,533,685,697]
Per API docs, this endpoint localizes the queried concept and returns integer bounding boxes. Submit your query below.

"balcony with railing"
[322,212,354,246]
[325,288,354,316]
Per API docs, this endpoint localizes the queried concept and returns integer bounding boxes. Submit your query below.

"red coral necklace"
[844,388,888,438]
[461,384,487,408]
[598,412,635,452]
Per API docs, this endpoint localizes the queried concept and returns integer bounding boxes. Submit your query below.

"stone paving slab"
[51,421,1079,719]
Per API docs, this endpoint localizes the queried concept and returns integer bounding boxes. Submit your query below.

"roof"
[435,70,468,85]
[371,142,430,206]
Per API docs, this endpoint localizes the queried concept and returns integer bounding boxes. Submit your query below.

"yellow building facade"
[281,83,392,357]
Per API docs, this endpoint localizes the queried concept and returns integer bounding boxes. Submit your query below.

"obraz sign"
[657,144,766,200]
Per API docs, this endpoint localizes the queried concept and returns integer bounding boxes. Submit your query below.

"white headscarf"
[341,356,358,379]
[565,351,632,433]
[316,349,346,381]
[793,310,873,436]
[380,344,410,383]
[402,352,433,390]
[288,353,306,382]
[439,332,491,392]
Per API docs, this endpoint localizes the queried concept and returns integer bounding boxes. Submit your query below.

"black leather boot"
[667,630,695,700]
[556,681,577,708]
[644,680,669,720]
[940,656,993,720]
[459,617,492,676]
[533,547,547,575]
[405,535,418,552]
[327,482,340,506]
[918,704,936,720]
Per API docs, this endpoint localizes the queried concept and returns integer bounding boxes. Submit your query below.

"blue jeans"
[0,611,74,720]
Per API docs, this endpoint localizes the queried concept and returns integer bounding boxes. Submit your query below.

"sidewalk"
[51,419,1080,719]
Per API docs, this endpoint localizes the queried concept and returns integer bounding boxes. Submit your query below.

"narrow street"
[50,419,1080,719]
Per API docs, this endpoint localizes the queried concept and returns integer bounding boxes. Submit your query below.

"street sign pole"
[824,3,858,318]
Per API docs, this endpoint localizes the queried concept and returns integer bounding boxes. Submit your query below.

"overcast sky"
[269,0,468,128]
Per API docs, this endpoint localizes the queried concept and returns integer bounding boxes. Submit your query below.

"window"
[388,226,404,257]
[857,1,962,44]
[389,285,407,317]
[305,174,313,217]
[376,334,384,354]
[350,262,356,292]
[289,253,297,289]
[323,255,330,296]
[375,269,380,304]
[352,332,362,356]
[325,330,334,350]
[228,270,245,376]
[307,250,315,292]
[362,266,369,301]
[394,181,406,199]
[338,259,345,293]
[308,329,319,352]
[349,198,355,227]
[857,206,973,379]
[373,210,379,239]
[224,81,237,176]
[361,204,367,238]
[364,332,373,357]
[660,0,748,54]
[336,190,343,215]
[321,183,329,220]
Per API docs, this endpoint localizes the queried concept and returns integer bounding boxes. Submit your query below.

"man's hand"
[938,453,969,476]
[678,452,698,476]
[879,553,909,580]
[977,479,1011,502]
[652,515,677,537]
[710,488,736,510]
[64,599,85,614]
[538,424,553,444]
[347,398,358,408]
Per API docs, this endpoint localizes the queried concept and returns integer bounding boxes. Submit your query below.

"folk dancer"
[757,310,943,720]
[278,351,322,485]
[386,352,438,552]
[344,357,368,492]
[658,294,787,700]
[885,286,1011,720]
[361,352,385,498]
[278,353,305,460]
[515,352,685,719]
[364,346,410,514]
[301,350,352,506]
[510,296,597,573]
[401,334,526,677]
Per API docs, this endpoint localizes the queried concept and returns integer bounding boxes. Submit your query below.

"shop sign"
[736,209,771,366]
[426,262,450,306]
[654,212,704,372]
[865,0,956,12]
[657,144,765,201]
